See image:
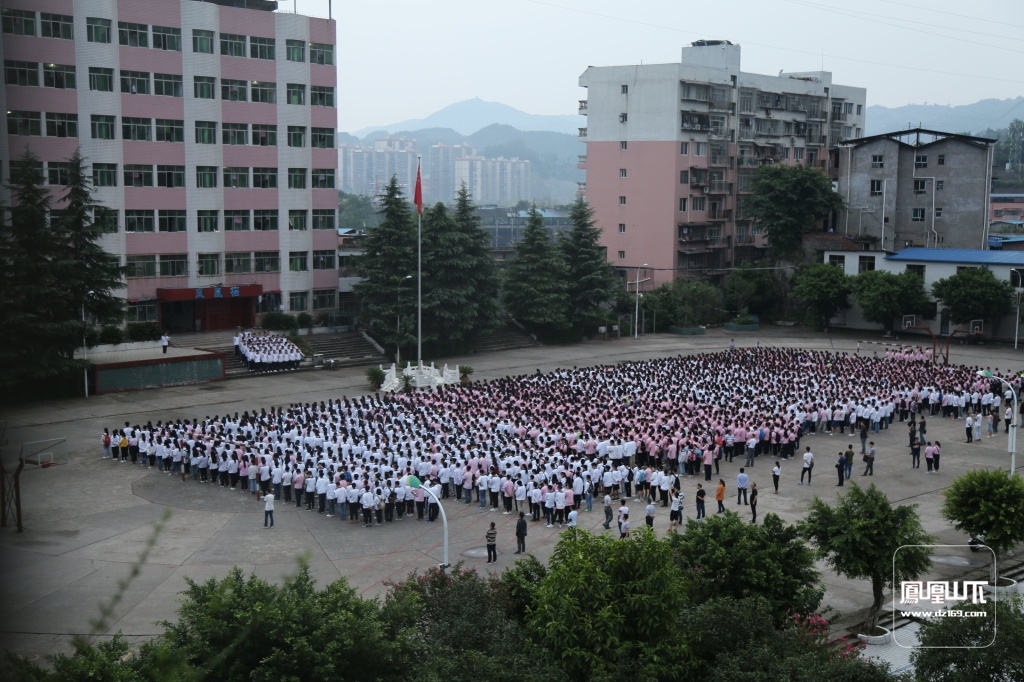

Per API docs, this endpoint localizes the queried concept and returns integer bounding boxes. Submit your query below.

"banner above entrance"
[156,285,263,301]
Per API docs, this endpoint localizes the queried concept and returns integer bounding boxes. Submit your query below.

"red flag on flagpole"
[414,160,423,214]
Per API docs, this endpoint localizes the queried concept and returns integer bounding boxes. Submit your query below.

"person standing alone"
[160,332,170,355]
[263,491,275,528]
[514,512,527,554]
[485,522,498,563]
[862,442,876,476]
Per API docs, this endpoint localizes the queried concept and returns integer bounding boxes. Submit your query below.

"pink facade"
[2,0,339,329]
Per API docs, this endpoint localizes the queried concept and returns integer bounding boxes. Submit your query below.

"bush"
[125,322,162,342]
[297,312,314,330]
[366,366,386,390]
[286,334,312,357]
[315,312,331,327]
[731,315,758,326]
[98,325,124,345]
[262,312,298,331]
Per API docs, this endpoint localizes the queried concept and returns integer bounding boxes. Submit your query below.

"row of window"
[99,207,335,233]
[126,250,336,278]
[870,154,947,169]
[1,11,334,65]
[88,163,334,190]
[127,288,336,320]
[868,179,947,195]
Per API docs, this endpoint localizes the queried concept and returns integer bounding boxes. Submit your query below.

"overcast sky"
[294,0,1024,133]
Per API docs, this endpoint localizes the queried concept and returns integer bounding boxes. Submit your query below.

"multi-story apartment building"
[427,142,476,202]
[0,0,338,331]
[339,137,418,196]
[454,155,531,206]
[578,40,866,286]
[832,129,995,252]
[991,193,1024,222]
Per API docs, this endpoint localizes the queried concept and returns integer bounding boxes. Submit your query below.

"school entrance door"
[156,285,262,332]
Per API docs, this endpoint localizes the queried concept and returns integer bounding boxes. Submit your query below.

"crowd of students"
[99,348,1019,553]
[234,331,304,373]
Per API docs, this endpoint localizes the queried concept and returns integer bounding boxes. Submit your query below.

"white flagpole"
[417,156,423,368]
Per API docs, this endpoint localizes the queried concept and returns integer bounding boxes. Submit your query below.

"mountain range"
[865,97,1023,136]
[352,98,583,137]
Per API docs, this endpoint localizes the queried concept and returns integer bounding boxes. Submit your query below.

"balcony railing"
[709,100,735,114]
[707,209,733,221]
[831,111,846,122]
[578,127,587,138]
[707,236,730,247]
[709,155,732,167]
[690,177,708,187]
[578,100,588,113]
[707,181,733,194]
[735,234,755,245]
[577,155,587,168]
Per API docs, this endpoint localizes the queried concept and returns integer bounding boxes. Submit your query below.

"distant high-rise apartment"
[454,155,531,206]
[0,0,338,330]
[339,137,418,196]
[578,40,866,286]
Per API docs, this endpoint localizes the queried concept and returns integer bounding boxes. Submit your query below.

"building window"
[914,179,927,194]
[7,111,41,136]
[155,119,183,142]
[254,210,278,231]
[288,126,306,147]
[225,252,251,273]
[159,254,188,277]
[197,210,218,232]
[828,254,846,268]
[88,67,113,92]
[289,291,309,312]
[691,196,706,211]
[915,154,927,168]
[937,180,944,190]
[224,167,249,188]
[912,208,926,222]
[286,83,305,105]
[152,26,181,51]
[311,86,334,107]
[193,29,214,53]
[618,223,626,233]
[680,142,689,155]
[92,163,117,186]
[252,124,276,145]
[222,123,248,145]
[118,22,148,48]
[157,165,185,188]
[312,249,335,269]
[45,113,77,137]
[127,301,158,322]
[125,209,155,232]
[618,168,627,179]
[197,253,220,276]
[868,179,882,196]
[678,198,687,211]
[312,169,335,189]
[94,208,118,233]
[124,165,153,187]
[311,127,334,148]
[312,289,336,310]
[43,64,75,89]
[154,73,183,97]
[249,36,275,60]
[47,162,70,186]
[312,210,335,230]
[858,255,875,273]
[794,147,805,160]
[197,163,220,186]
[91,115,116,140]
[288,167,307,189]
[122,117,151,141]
[695,142,707,156]
[310,43,334,65]
[225,210,250,231]
[286,39,305,62]
[938,154,945,165]
[251,81,276,104]
[288,210,308,231]
[40,13,73,39]
[617,251,625,260]
[2,9,35,36]
[619,196,626,205]
[935,207,943,218]
[253,167,277,188]
[5,60,38,86]
[158,210,187,232]
[254,251,279,272]
[221,78,247,101]
[126,255,156,278]
[120,70,150,94]
[621,84,628,94]
[620,141,627,150]
[856,104,863,115]
[220,33,246,57]
[195,120,216,144]
[288,251,309,272]
[193,75,215,99]
[677,170,689,185]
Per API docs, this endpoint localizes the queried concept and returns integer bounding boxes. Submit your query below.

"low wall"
[75,340,161,359]
[668,326,706,335]
[95,353,225,394]
[724,323,760,332]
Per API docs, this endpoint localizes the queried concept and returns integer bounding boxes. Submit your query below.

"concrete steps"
[472,323,537,353]
[306,333,385,366]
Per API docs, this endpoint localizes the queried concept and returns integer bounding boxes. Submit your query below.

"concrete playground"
[1,327,1021,664]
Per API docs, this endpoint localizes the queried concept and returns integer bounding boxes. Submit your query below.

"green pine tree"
[352,176,417,362]
[502,207,570,332]
[559,198,617,328]
[452,185,500,336]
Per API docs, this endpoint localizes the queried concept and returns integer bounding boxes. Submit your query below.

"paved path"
[1,327,1021,663]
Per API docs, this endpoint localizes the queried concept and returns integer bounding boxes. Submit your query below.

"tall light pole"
[396,275,412,366]
[633,264,648,339]
[408,475,450,573]
[82,290,94,398]
[978,370,1018,477]
[1012,268,1022,350]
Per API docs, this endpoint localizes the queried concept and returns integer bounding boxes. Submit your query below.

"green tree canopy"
[940,468,1024,583]
[750,164,845,260]
[851,269,930,331]
[559,198,617,328]
[793,262,852,330]
[804,483,935,631]
[452,185,500,337]
[722,263,783,317]
[502,207,570,333]
[337,191,381,232]
[672,279,723,327]
[669,512,823,621]
[931,266,1013,326]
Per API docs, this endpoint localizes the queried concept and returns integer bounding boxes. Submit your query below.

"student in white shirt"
[263,492,275,528]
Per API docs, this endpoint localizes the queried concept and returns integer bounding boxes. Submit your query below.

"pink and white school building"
[1,0,338,331]
[578,41,866,289]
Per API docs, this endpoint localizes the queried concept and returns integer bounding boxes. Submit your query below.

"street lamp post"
[82,290,94,398]
[633,264,648,339]
[407,475,450,573]
[978,370,1018,477]
[1012,268,1022,350]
